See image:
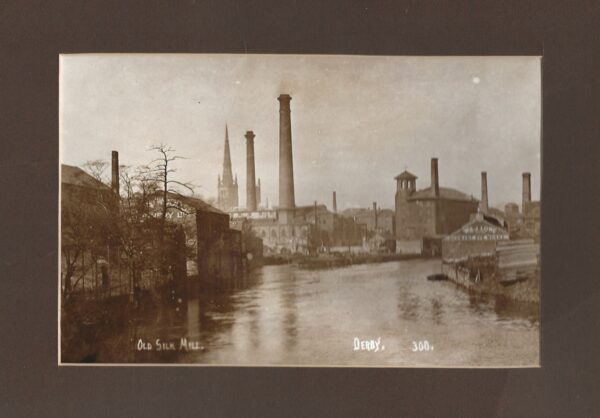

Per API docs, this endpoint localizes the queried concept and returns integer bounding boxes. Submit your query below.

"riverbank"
[442,261,540,304]
[263,253,426,269]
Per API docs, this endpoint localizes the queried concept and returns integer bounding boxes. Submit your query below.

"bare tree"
[147,144,195,277]
[115,165,160,298]
[83,159,109,184]
[61,184,114,300]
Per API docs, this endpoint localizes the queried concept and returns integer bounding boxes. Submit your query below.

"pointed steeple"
[222,124,234,185]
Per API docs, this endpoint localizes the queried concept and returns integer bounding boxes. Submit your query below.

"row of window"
[255,227,308,240]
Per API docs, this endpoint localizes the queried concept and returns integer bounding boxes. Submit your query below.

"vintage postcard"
[59,54,540,366]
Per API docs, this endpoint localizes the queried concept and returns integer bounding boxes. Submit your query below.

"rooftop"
[408,186,476,202]
[166,192,225,215]
[61,164,110,190]
[394,170,418,180]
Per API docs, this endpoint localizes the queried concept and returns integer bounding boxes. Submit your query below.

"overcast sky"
[60,54,540,210]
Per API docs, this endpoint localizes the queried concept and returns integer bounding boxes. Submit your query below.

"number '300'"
[411,340,433,352]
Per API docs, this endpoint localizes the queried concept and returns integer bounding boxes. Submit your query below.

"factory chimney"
[278,94,295,211]
[332,191,337,213]
[245,131,257,212]
[111,150,119,195]
[481,171,489,213]
[431,158,439,198]
[522,172,531,209]
[373,202,378,230]
[256,178,261,207]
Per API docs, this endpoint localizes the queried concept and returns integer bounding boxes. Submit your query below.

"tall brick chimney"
[278,94,295,211]
[431,158,439,198]
[481,171,489,213]
[245,131,257,212]
[373,201,378,230]
[111,150,119,195]
[522,172,531,209]
[332,191,337,213]
[256,178,261,207]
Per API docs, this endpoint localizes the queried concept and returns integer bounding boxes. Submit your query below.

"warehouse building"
[394,158,479,255]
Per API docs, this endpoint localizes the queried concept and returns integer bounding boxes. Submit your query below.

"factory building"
[222,94,308,254]
[160,192,243,282]
[500,173,540,241]
[441,170,539,263]
[64,148,244,292]
[519,172,541,240]
[394,158,479,255]
[226,94,366,255]
[442,212,510,262]
[341,204,395,236]
[193,203,243,283]
[441,171,539,288]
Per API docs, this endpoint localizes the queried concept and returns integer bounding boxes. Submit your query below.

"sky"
[60,54,541,210]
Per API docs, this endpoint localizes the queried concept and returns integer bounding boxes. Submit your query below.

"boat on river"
[427,273,448,281]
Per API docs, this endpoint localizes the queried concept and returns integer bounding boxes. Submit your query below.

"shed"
[442,212,509,262]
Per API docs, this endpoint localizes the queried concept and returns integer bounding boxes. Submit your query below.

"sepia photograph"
[59,54,541,367]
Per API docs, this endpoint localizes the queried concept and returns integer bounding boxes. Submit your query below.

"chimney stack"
[332,191,337,213]
[373,202,378,230]
[522,172,531,209]
[256,178,261,208]
[278,94,295,211]
[481,171,489,213]
[245,131,257,211]
[431,158,439,197]
[111,150,119,195]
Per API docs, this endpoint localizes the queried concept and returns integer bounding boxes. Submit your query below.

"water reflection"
[281,275,298,352]
[398,292,420,321]
[430,298,444,326]
[120,259,538,366]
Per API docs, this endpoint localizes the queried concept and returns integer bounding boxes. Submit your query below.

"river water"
[121,259,539,367]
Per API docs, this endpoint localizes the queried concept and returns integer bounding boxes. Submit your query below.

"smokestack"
[278,94,295,210]
[373,202,378,230]
[481,171,489,213]
[431,158,439,197]
[332,191,337,213]
[245,131,257,211]
[256,178,261,207]
[522,172,531,208]
[111,150,119,195]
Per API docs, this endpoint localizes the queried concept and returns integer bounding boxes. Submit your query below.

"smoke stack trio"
[112,95,535,225]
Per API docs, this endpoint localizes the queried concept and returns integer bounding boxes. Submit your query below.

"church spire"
[221,124,234,185]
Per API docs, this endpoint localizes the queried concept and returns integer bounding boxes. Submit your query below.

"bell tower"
[394,170,417,240]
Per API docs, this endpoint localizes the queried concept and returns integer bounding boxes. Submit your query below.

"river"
[114,258,539,367]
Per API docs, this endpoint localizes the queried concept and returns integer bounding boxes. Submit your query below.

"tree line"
[61,145,197,301]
